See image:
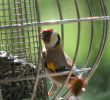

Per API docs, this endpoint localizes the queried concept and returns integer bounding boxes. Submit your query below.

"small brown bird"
[41,29,70,72]
[41,29,90,97]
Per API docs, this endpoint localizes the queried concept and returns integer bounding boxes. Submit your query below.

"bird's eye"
[41,35,50,43]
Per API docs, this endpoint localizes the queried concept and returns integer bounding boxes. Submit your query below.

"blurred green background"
[39,0,110,100]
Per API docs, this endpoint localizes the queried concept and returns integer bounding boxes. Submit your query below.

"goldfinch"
[41,29,90,97]
[41,29,70,72]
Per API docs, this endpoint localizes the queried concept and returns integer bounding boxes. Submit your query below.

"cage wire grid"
[0,0,109,100]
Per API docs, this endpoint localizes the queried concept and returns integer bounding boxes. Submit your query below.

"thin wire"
[0,0,7,51]
[16,0,25,56]
[0,70,88,84]
[28,0,37,65]
[30,0,42,99]
[85,0,108,83]
[82,0,94,69]
[1,0,9,51]
[62,0,81,98]
[32,0,39,65]
[7,0,14,53]
[62,0,107,99]
[24,0,33,62]
[56,0,64,49]
[63,89,72,99]
[63,0,95,98]
[0,16,110,30]
[53,0,80,99]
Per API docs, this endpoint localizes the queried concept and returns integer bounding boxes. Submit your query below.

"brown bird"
[41,29,90,97]
[41,29,70,72]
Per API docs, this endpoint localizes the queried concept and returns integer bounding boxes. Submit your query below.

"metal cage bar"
[56,0,64,48]
[64,0,108,99]
[53,0,81,99]
[85,0,108,83]
[82,0,94,69]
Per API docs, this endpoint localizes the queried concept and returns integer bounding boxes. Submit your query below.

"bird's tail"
[70,77,86,96]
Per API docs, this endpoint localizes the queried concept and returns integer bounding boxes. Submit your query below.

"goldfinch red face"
[41,29,53,43]
[41,29,59,48]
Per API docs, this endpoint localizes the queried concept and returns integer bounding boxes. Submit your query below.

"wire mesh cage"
[0,0,110,100]
[0,0,48,100]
